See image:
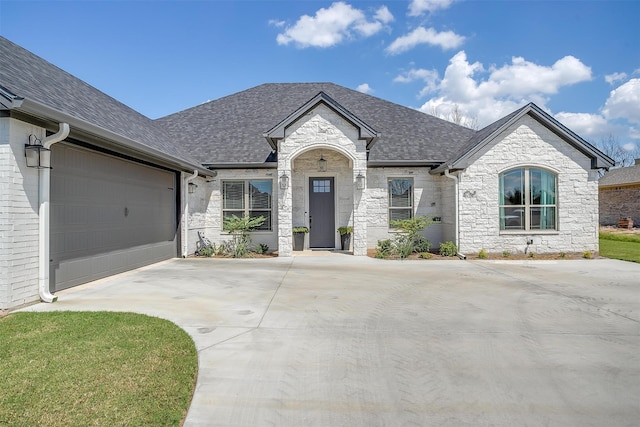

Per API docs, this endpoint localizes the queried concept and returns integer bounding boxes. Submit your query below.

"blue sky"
[1,0,639,150]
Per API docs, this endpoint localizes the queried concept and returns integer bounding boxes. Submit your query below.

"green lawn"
[599,232,640,263]
[0,311,197,426]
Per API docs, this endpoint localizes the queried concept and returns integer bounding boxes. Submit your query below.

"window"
[388,178,413,226]
[222,180,272,231]
[499,168,556,231]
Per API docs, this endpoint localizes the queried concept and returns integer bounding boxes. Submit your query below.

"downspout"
[183,170,198,257]
[443,169,466,260]
[39,123,70,303]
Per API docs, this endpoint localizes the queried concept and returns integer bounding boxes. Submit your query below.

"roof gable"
[433,103,615,173]
[264,91,379,150]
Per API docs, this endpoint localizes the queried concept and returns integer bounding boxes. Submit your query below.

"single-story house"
[1,36,614,310]
[599,160,640,226]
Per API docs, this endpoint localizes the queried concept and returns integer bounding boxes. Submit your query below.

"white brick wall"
[457,115,600,255]
[0,117,43,310]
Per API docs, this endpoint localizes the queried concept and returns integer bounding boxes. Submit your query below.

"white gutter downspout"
[443,169,466,260]
[39,123,70,303]
[183,170,198,257]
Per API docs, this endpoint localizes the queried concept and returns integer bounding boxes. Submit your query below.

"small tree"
[222,215,265,258]
[389,216,433,258]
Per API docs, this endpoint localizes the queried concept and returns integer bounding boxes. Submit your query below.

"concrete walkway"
[22,256,640,426]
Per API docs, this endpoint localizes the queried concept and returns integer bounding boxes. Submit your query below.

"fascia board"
[18,98,212,176]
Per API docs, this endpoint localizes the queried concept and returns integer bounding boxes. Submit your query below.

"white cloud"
[554,112,612,138]
[622,142,637,151]
[356,83,373,94]
[602,78,640,125]
[408,0,455,16]
[415,51,593,127]
[276,2,391,48]
[605,72,627,85]
[394,68,439,96]
[268,19,285,28]
[374,6,394,24]
[386,27,465,54]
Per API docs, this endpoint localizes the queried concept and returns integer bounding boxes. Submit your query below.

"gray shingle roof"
[599,164,640,186]
[157,83,477,165]
[0,36,204,172]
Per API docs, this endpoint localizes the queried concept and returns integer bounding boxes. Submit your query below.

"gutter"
[443,169,466,260]
[183,170,198,257]
[39,122,70,303]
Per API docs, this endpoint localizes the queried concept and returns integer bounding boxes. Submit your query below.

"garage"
[50,142,179,291]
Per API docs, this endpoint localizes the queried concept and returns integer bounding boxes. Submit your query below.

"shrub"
[223,215,266,258]
[394,235,414,259]
[583,250,593,259]
[502,250,511,258]
[419,252,433,259]
[559,252,566,259]
[293,226,309,233]
[439,241,458,257]
[337,226,353,235]
[256,243,269,254]
[478,248,488,259]
[413,236,431,253]
[528,252,536,258]
[375,239,393,259]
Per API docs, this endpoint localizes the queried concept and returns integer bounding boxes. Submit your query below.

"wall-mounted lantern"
[317,151,327,172]
[188,182,198,193]
[25,134,51,169]
[279,173,289,190]
[356,172,366,190]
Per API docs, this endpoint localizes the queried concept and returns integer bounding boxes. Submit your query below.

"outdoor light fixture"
[356,172,366,190]
[188,182,198,193]
[25,134,51,169]
[279,173,289,190]
[317,150,327,172]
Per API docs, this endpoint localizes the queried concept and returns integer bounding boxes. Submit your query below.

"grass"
[599,232,640,263]
[0,311,197,426]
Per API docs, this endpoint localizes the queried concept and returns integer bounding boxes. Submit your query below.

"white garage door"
[50,143,178,291]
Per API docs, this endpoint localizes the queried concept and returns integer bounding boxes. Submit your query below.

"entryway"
[308,177,335,248]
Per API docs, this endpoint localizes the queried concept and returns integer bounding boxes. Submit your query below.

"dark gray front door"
[309,177,335,248]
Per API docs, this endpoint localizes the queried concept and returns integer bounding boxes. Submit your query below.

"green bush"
[502,250,511,258]
[478,248,488,259]
[583,250,593,259]
[223,215,266,258]
[256,243,269,254]
[375,239,393,259]
[439,241,458,257]
[419,252,433,259]
[337,226,353,235]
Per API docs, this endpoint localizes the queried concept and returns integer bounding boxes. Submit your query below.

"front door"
[309,177,335,248]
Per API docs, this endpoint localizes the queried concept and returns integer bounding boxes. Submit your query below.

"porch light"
[25,134,51,169]
[317,152,327,172]
[279,173,289,189]
[356,172,366,190]
[188,182,198,193]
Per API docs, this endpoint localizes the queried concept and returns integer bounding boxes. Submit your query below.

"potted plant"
[337,226,353,250]
[292,226,309,251]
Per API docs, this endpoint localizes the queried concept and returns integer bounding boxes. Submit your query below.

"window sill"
[499,230,559,235]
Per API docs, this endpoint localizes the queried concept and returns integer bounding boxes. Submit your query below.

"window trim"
[222,179,273,232]
[388,177,414,228]
[499,167,558,232]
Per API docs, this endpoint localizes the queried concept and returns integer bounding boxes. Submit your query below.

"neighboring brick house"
[1,36,614,310]
[599,160,640,227]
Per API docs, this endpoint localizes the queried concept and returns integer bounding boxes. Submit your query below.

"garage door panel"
[51,143,178,292]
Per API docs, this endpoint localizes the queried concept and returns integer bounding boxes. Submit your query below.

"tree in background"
[595,134,640,168]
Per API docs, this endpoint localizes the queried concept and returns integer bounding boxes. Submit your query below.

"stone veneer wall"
[0,117,43,309]
[278,104,368,256]
[184,170,279,255]
[457,115,600,255]
[599,184,640,226]
[366,167,444,249]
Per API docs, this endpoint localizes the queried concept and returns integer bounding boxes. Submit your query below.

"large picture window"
[500,168,557,231]
[388,178,413,226]
[222,180,272,231]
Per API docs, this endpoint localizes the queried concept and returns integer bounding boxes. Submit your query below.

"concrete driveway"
[22,256,640,426]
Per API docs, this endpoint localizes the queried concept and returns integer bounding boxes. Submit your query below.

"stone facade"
[0,117,43,310]
[457,116,600,255]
